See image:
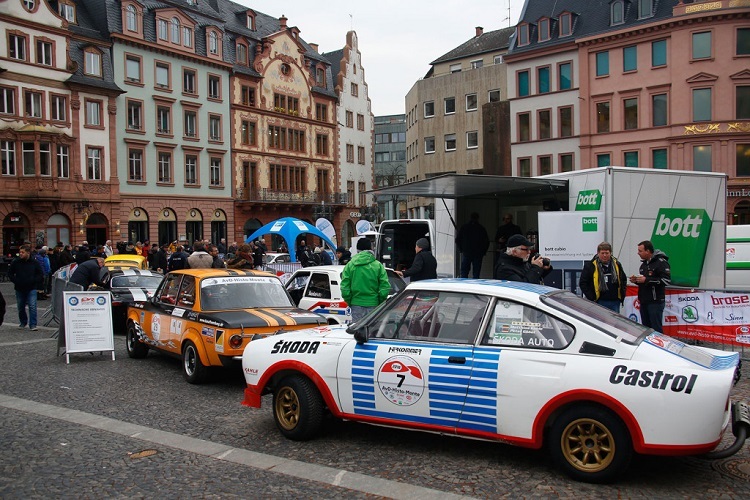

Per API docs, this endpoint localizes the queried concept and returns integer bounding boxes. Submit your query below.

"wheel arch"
[259,361,340,414]
[182,328,211,367]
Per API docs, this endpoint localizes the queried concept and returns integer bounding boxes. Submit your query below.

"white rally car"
[241,279,750,483]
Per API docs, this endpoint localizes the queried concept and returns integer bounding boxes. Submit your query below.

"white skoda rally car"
[241,279,750,483]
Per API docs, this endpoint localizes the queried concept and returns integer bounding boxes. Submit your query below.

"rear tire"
[182,341,208,384]
[126,323,148,359]
[549,404,632,483]
[273,376,324,440]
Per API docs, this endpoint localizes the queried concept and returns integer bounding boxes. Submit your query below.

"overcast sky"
[239,0,524,116]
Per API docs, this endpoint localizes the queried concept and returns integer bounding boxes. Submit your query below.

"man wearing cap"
[335,246,351,265]
[396,238,437,282]
[494,234,552,283]
[341,238,390,323]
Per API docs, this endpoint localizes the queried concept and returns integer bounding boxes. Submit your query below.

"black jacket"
[494,252,551,284]
[401,250,437,282]
[456,221,490,257]
[69,259,108,289]
[8,256,44,292]
[155,249,169,271]
[168,251,188,271]
[637,250,671,304]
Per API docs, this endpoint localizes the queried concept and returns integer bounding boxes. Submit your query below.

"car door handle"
[448,356,466,364]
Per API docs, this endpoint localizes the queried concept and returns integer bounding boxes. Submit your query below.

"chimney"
[476,26,484,37]
[309,43,319,53]
[279,15,287,29]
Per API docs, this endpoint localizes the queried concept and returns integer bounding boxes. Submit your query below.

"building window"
[425,137,435,153]
[652,93,668,126]
[345,110,353,127]
[125,55,142,82]
[183,69,196,94]
[493,55,503,64]
[184,111,197,138]
[184,155,197,184]
[596,102,610,133]
[241,120,255,145]
[126,5,137,32]
[57,145,69,178]
[638,0,653,19]
[351,83,358,96]
[208,75,220,99]
[624,98,638,130]
[127,100,142,130]
[539,156,552,175]
[39,142,51,176]
[128,148,143,181]
[59,2,75,22]
[359,182,366,207]
[444,134,456,151]
[518,24,529,46]
[450,63,461,73]
[560,12,572,37]
[595,51,609,77]
[623,46,637,72]
[597,154,611,167]
[209,158,222,186]
[466,93,477,111]
[560,153,573,172]
[357,113,365,130]
[518,70,530,97]
[346,181,354,203]
[738,28,750,55]
[158,152,172,183]
[738,86,750,119]
[424,101,435,117]
[358,146,365,164]
[170,17,180,43]
[155,62,170,88]
[315,103,327,122]
[36,40,53,66]
[85,99,101,126]
[87,147,102,180]
[9,34,27,61]
[537,66,550,93]
[693,31,712,60]
[1,141,16,176]
[22,142,34,175]
[611,1,624,25]
[558,62,571,90]
[693,145,712,172]
[0,87,16,115]
[467,131,478,149]
[737,145,750,177]
[489,90,501,102]
[183,27,192,48]
[209,31,218,55]
[241,86,255,106]
[652,148,668,169]
[236,43,247,65]
[624,151,639,167]
[444,97,455,115]
[315,67,325,86]
[560,106,573,137]
[247,13,255,30]
[519,158,531,177]
[155,105,171,134]
[652,39,667,67]
[538,18,550,42]
[692,88,712,122]
[50,95,66,121]
[84,50,102,77]
[519,112,530,142]
[158,19,168,40]
[270,164,306,192]
[316,134,329,155]
[25,91,43,119]
[346,144,354,163]
[470,59,483,69]
[209,115,221,141]
[538,109,551,139]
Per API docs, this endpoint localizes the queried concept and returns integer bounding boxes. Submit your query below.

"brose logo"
[711,295,750,306]
[654,213,703,238]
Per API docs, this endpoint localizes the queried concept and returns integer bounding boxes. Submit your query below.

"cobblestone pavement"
[1,281,749,498]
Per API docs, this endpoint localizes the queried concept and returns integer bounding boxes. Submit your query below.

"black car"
[94,268,162,333]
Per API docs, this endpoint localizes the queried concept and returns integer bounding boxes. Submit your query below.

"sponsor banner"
[623,285,750,345]
[538,211,604,259]
[650,208,712,287]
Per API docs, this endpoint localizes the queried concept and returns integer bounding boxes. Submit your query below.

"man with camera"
[493,234,552,284]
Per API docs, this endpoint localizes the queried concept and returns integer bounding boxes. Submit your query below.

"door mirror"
[348,324,369,344]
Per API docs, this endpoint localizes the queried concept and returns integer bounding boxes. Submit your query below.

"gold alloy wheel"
[560,417,616,473]
[275,386,301,431]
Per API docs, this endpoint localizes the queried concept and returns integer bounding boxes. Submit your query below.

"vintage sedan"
[284,265,406,324]
[104,254,148,270]
[92,268,162,334]
[127,269,325,384]
[242,279,750,483]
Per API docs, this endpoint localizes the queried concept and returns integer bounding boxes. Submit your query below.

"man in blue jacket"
[8,244,44,330]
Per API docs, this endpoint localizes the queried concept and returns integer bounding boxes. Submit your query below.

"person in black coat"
[154,243,169,272]
[336,246,351,265]
[69,257,109,289]
[168,245,189,271]
[8,244,44,330]
[494,234,552,283]
[396,238,437,282]
[75,244,91,264]
[456,212,490,278]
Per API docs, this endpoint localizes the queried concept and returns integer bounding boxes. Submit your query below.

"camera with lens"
[530,253,551,266]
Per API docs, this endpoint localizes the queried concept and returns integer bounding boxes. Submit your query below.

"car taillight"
[229,334,243,349]
[112,301,122,306]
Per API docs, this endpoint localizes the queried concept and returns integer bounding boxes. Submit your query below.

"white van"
[376,219,435,273]
[726,225,750,290]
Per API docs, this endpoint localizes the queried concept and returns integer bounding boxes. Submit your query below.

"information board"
[63,291,115,363]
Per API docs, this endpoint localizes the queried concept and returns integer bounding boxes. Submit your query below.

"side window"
[285,272,310,305]
[306,272,331,299]
[176,276,196,307]
[370,291,488,344]
[158,274,182,304]
[278,255,290,263]
[482,300,575,349]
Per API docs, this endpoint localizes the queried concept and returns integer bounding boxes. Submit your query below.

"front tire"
[273,376,324,440]
[549,404,632,483]
[182,341,208,384]
[126,323,148,359]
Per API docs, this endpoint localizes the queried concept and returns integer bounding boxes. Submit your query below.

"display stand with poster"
[62,291,115,364]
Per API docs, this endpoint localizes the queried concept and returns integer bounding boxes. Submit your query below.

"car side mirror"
[347,324,368,344]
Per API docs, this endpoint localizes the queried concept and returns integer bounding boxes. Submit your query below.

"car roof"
[169,268,279,279]
[288,265,399,276]
[105,255,146,263]
[403,278,558,298]
[108,268,161,278]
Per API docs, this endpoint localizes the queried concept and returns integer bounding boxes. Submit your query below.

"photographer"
[493,234,552,284]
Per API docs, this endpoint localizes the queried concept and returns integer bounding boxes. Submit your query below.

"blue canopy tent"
[245,217,337,263]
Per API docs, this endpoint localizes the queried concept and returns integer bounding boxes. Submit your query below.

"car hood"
[187,307,325,329]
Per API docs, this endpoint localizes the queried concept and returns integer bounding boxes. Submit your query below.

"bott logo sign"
[650,208,712,288]
[575,189,602,211]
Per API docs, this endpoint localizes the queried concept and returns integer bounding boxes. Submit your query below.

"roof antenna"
[349,14,353,30]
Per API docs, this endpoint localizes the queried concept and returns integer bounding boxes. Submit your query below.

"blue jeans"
[597,299,621,313]
[460,254,483,279]
[641,301,665,333]
[15,289,37,328]
[349,305,374,324]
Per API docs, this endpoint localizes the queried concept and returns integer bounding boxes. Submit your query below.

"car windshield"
[542,290,651,345]
[200,276,293,311]
[110,275,163,289]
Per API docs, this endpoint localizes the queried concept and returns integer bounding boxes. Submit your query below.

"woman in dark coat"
[226,244,255,269]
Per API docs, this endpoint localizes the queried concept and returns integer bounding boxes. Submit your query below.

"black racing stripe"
[224,269,240,276]
[200,310,270,328]
[256,308,292,325]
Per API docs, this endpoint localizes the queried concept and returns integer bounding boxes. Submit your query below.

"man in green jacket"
[341,238,390,323]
